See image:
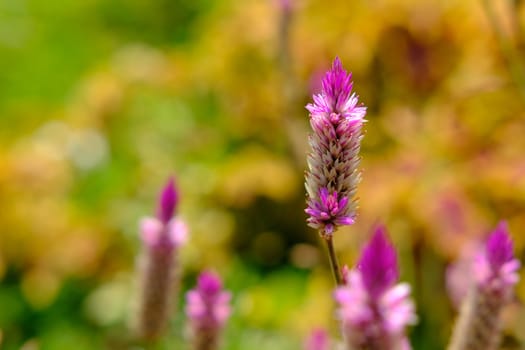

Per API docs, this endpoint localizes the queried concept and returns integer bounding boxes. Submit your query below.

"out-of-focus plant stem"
[509,0,525,49]
[137,247,178,341]
[278,1,292,76]
[482,0,525,102]
[276,1,308,169]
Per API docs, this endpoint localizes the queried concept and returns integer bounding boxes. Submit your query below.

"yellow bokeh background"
[1,0,525,349]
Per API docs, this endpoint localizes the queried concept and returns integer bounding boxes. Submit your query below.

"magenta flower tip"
[198,271,223,295]
[486,221,514,271]
[157,177,178,224]
[322,57,354,113]
[358,225,399,299]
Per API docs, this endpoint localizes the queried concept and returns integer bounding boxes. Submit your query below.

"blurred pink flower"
[477,221,520,290]
[186,271,231,350]
[136,177,188,340]
[141,177,187,249]
[334,226,416,349]
[448,221,520,350]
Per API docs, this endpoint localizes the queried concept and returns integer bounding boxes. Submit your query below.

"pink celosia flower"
[305,57,366,238]
[448,221,520,350]
[474,221,520,292]
[136,177,188,340]
[334,225,416,349]
[186,271,231,350]
[141,177,187,249]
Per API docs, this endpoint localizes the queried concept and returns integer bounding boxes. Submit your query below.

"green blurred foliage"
[1,0,525,348]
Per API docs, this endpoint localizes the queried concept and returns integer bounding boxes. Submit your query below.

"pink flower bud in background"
[186,271,231,350]
[447,221,520,350]
[477,221,519,291]
[334,225,416,350]
[136,177,188,340]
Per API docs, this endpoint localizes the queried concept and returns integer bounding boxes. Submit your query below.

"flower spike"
[305,57,366,238]
[448,221,520,350]
[136,177,187,340]
[334,225,416,349]
[186,271,231,350]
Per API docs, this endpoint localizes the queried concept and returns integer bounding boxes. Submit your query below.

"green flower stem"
[324,236,343,285]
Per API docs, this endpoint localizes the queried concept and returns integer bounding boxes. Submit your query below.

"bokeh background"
[1,0,525,349]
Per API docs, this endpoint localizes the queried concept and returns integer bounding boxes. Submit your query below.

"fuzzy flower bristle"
[305,57,366,238]
[334,225,416,350]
